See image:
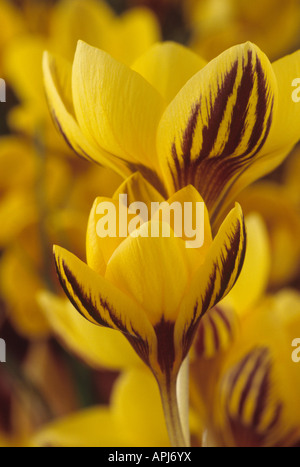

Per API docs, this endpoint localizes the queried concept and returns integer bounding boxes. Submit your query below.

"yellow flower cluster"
[0,0,299,448]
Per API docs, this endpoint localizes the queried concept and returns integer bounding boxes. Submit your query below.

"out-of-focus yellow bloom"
[4,0,160,150]
[44,40,300,225]
[207,290,300,447]
[0,340,80,447]
[32,367,170,447]
[0,136,121,338]
[190,215,300,446]
[283,146,300,211]
[52,174,246,446]
[0,0,24,74]
[185,0,300,62]
[238,181,300,289]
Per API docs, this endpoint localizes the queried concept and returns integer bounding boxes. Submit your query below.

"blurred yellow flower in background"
[185,0,300,62]
[3,0,161,151]
[190,215,300,447]
[33,367,170,447]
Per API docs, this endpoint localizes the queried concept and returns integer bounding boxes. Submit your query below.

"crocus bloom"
[202,290,300,447]
[44,40,300,225]
[53,175,246,446]
[190,216,300,446]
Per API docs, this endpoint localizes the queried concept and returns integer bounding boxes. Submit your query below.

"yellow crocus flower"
[43,40,300,224]
[208,290,300,447]
[190,216,300,446]
[52,174,246,446]
[238,181,300,289]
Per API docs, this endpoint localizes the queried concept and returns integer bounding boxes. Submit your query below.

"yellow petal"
[113,172,164,206]
[33,407,122,447]
[132,41,207,104]
[223,50,300,211]
[157,42,277,221]
[38,292,141,370]
[264,50,300,156]
[112,368,170,447]
[221,214,271,316]
[33,367,169,447]
[72,41,164,170]
[43,51,130,178]
[53,245,156,365]
[176,203,246,360]
[86,195,146,272]
[86,197,120,274]
[151,185,212,273]
[105,222,189,326]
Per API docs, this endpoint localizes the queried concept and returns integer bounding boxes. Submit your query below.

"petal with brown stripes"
[175,203,246,360]
[217,347,283,447]
[157,42,277,223]
[193,305,238,359]
[53,245,156,366]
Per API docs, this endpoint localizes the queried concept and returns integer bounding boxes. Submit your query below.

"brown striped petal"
[175,203,246,361]
[217,348,284,447]
[53,245,156,367]
[193,305,238,359]
[157,42,277,225]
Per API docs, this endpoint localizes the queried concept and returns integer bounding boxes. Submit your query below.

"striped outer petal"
[43,51,131,179]
[216,348,284,447]
[38,292,141,370]
[53,245,156,367]
[157,42,277,223]
[221,214,271,316]
[175,203,246,361]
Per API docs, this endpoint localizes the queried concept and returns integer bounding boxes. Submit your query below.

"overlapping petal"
[43,51,131,178]
[53,245,156,349]
[105,223,189,326]
[132,42,207,104]
[72,41,165,170]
